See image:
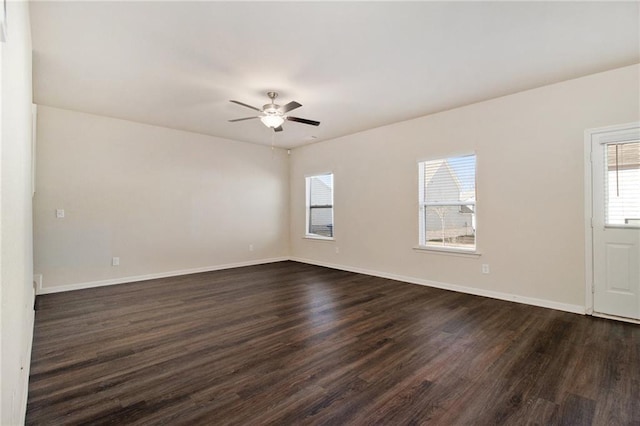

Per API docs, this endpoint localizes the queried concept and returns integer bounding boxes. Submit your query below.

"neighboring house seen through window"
[419,154,476,251]
[306,173,334,238]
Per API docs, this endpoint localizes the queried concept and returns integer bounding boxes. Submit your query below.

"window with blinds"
[306,173,334,238]
[419,154,476,250]
[605,141,640,227]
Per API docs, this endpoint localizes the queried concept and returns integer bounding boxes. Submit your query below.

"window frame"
[305,172,335,240]
[417,153,478,254]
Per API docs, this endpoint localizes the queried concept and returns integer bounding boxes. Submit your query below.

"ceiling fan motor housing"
[263,104,281,115]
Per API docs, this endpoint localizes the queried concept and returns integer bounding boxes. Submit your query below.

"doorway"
[586,123,640,321]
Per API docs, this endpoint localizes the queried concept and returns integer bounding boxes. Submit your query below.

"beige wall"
[34,106,289,291]
[290,64,640,311]
[1,1,34,424]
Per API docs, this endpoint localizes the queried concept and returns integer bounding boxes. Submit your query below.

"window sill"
[304,235,335,242]
[605,225,640,230]
[413,246,481,258]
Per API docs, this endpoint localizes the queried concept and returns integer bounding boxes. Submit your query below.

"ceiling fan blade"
[274,126,284,132]
[286,116,320,126]
[280,101,302,113]
[230,100,262,112]
[228,116,259,122]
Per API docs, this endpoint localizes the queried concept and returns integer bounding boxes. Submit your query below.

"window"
[605,141,640,227]
[419,154,476,251]
[306,173,334,238]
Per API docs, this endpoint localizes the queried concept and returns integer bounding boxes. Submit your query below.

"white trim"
[583,122,640,316]
[290,257,585,315]
[604,224,640,230]
[31,104,37,197]
[304,170,333,178]
[303,235,335,242]
[19,307,35,425]
[413,246,481,258]
[584,128,594,315]
[37,257,288,294]
[0,0,6,43]
[418,161,425,243]
[36,254,587,314]
[33,273,42,293]
[586,121,640,136]
[592,312,640,325]
[416,150,476,165]
[594,128,640,145]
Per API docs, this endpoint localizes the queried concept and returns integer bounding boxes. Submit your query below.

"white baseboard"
[18,307,35,425]
[37,257,289,295]
[36,255,586,315]
[33,273,43,295]
[290,257,586,315]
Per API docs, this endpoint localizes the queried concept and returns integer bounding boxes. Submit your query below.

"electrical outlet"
[112,257,120,266]
[482,264,490,274]
[249,244,254,252]
[56,209,65,218]
[335,247,340,254]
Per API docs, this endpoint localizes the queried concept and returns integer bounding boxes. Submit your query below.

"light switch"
[56,209,65,219]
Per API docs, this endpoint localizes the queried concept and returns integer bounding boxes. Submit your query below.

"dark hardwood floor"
[27,261,639,425]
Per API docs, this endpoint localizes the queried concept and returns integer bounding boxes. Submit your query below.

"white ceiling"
[30,1,639,149]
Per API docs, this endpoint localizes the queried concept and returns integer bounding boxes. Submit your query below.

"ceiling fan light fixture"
[260,115,285,128]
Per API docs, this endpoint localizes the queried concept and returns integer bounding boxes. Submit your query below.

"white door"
[591,124,640,320]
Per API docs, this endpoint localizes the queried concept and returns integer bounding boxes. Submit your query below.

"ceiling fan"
[229,91,320,132]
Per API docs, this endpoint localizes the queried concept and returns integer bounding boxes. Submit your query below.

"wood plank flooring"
[27,261,639,425]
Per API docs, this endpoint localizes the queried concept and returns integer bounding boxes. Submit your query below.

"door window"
[605,141,640,227]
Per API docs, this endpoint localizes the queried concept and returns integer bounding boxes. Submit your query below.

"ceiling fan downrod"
[264,91,280,114]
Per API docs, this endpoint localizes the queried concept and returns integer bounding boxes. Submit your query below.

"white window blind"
[605,141,640,227]
[306,174,334,237]
[419,154,476,250]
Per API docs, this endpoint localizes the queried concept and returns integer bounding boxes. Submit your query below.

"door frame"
[584,122,640,323]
